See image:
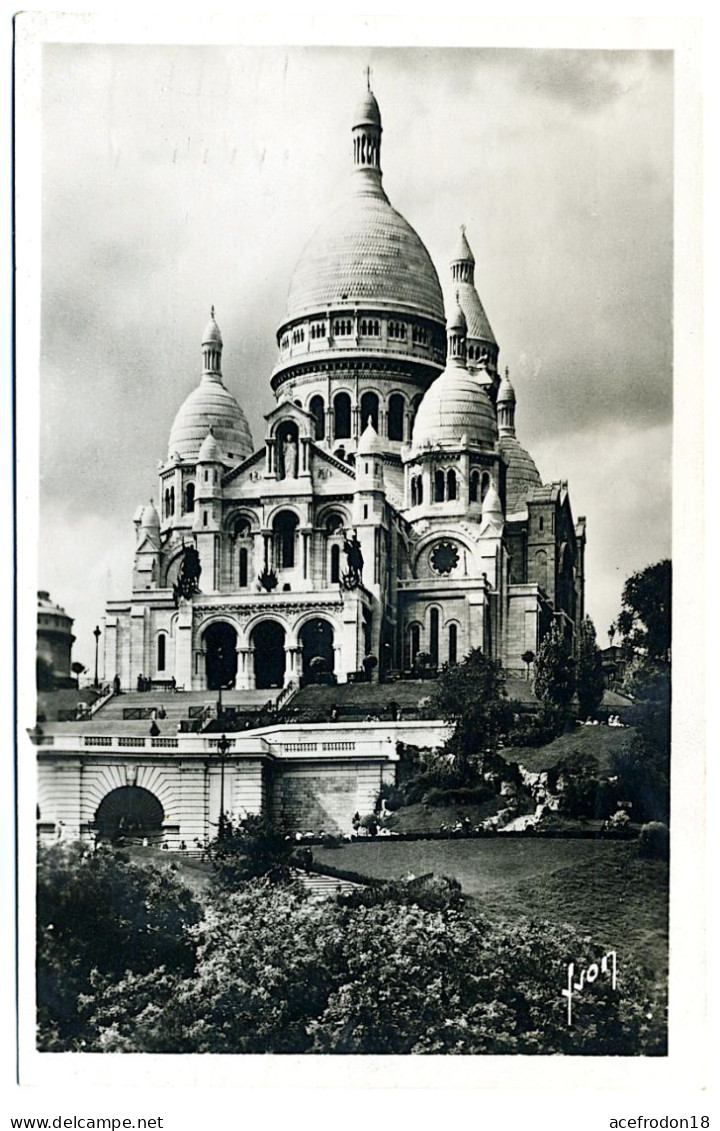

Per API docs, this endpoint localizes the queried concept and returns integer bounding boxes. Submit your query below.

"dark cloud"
[514,49,672,112]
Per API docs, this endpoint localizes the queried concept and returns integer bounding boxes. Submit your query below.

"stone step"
[293,869,363,898]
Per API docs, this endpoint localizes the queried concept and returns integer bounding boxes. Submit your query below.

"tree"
[71,661,86,686]
[430,648,513,777]
[534,621,575,718]
[575,617,605,719]
[37,843,201,1049]
[521,650,535,681]
[205,813,294,889]
[616,559,671,663]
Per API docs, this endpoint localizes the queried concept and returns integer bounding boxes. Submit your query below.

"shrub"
[506,706,566,747]
[637,822,669,860]
[423,784,495,808]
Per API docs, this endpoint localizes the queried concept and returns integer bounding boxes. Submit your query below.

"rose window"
[429,541,459,575]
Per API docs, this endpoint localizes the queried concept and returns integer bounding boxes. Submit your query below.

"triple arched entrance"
[201,617,336,690]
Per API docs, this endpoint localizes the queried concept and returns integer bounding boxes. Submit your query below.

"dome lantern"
[352,69,382,182]
[451,224,475,285]
[497,367,517,437]
[447,292,467,364]
[202,306,223,377]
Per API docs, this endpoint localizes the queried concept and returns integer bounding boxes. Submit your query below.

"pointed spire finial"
[366,65,371,90]
[211,304,215,319]
[505,366,509,379]
[460,223,466,235]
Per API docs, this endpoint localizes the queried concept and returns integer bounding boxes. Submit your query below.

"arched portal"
[203,621,238,690]
[251,620,286,690]
[299,618,335,684]
[94,786,164,843]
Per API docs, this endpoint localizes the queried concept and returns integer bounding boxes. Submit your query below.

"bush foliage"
[39,841,666,1056]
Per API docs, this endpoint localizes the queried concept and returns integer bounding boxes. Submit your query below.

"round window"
[430,541,459,575]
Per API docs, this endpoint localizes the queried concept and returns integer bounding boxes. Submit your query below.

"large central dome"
[285,181,445,323]
[283,86,444,325]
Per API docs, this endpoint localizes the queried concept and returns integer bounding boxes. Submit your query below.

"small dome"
[357,421,384,455]
[482,483,503,519]
[499,435,543,513]
[354,87,381,127]
[202,308,223,346]
[37,591,71,620]
[141,501,160,528]
[412,365,498,451]
[448,295,467,334]
[168,377,253,462]
[197,427,224,464]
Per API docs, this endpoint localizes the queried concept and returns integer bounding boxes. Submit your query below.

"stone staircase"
[293,869,364,898]
[43,689,283,737]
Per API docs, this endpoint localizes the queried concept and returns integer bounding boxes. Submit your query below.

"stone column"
[262,530,272,571]
[237,646,253,691]
[284,646,302,683]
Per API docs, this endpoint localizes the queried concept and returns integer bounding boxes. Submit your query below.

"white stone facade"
[104,83,586,694]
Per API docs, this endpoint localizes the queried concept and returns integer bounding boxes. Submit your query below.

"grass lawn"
[313,838,668,979]
[502,723,635,774]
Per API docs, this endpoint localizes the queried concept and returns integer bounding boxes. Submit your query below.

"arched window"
[238,547,249,588]
[157,633,167,672]
[309,394,325,441]
[360,391,379,432]
[417,475,424,505]
[481,473,491,502]
[334,392,351,439]
[429,608,439,667]
[447,469,457,500]
[448,623,458,666]
[535,549,548,591]
[410,476,418,507]
[470,470,480,503]
[325,513,344,535]
[330,543,341,584]
[184,482,195,513]
[434,470,445,503]
[273,511,299,569]
[164,488,170,518]
[388,393,405,441]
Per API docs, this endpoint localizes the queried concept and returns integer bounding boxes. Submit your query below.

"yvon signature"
[562,950,617,1025]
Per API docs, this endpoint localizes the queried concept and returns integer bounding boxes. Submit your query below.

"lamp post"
[93,625,101,688]
[216,733,230,841]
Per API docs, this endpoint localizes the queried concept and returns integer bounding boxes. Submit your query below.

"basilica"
[104,83,586,695]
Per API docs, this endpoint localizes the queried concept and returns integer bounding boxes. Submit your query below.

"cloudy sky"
[36,44,673,671]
